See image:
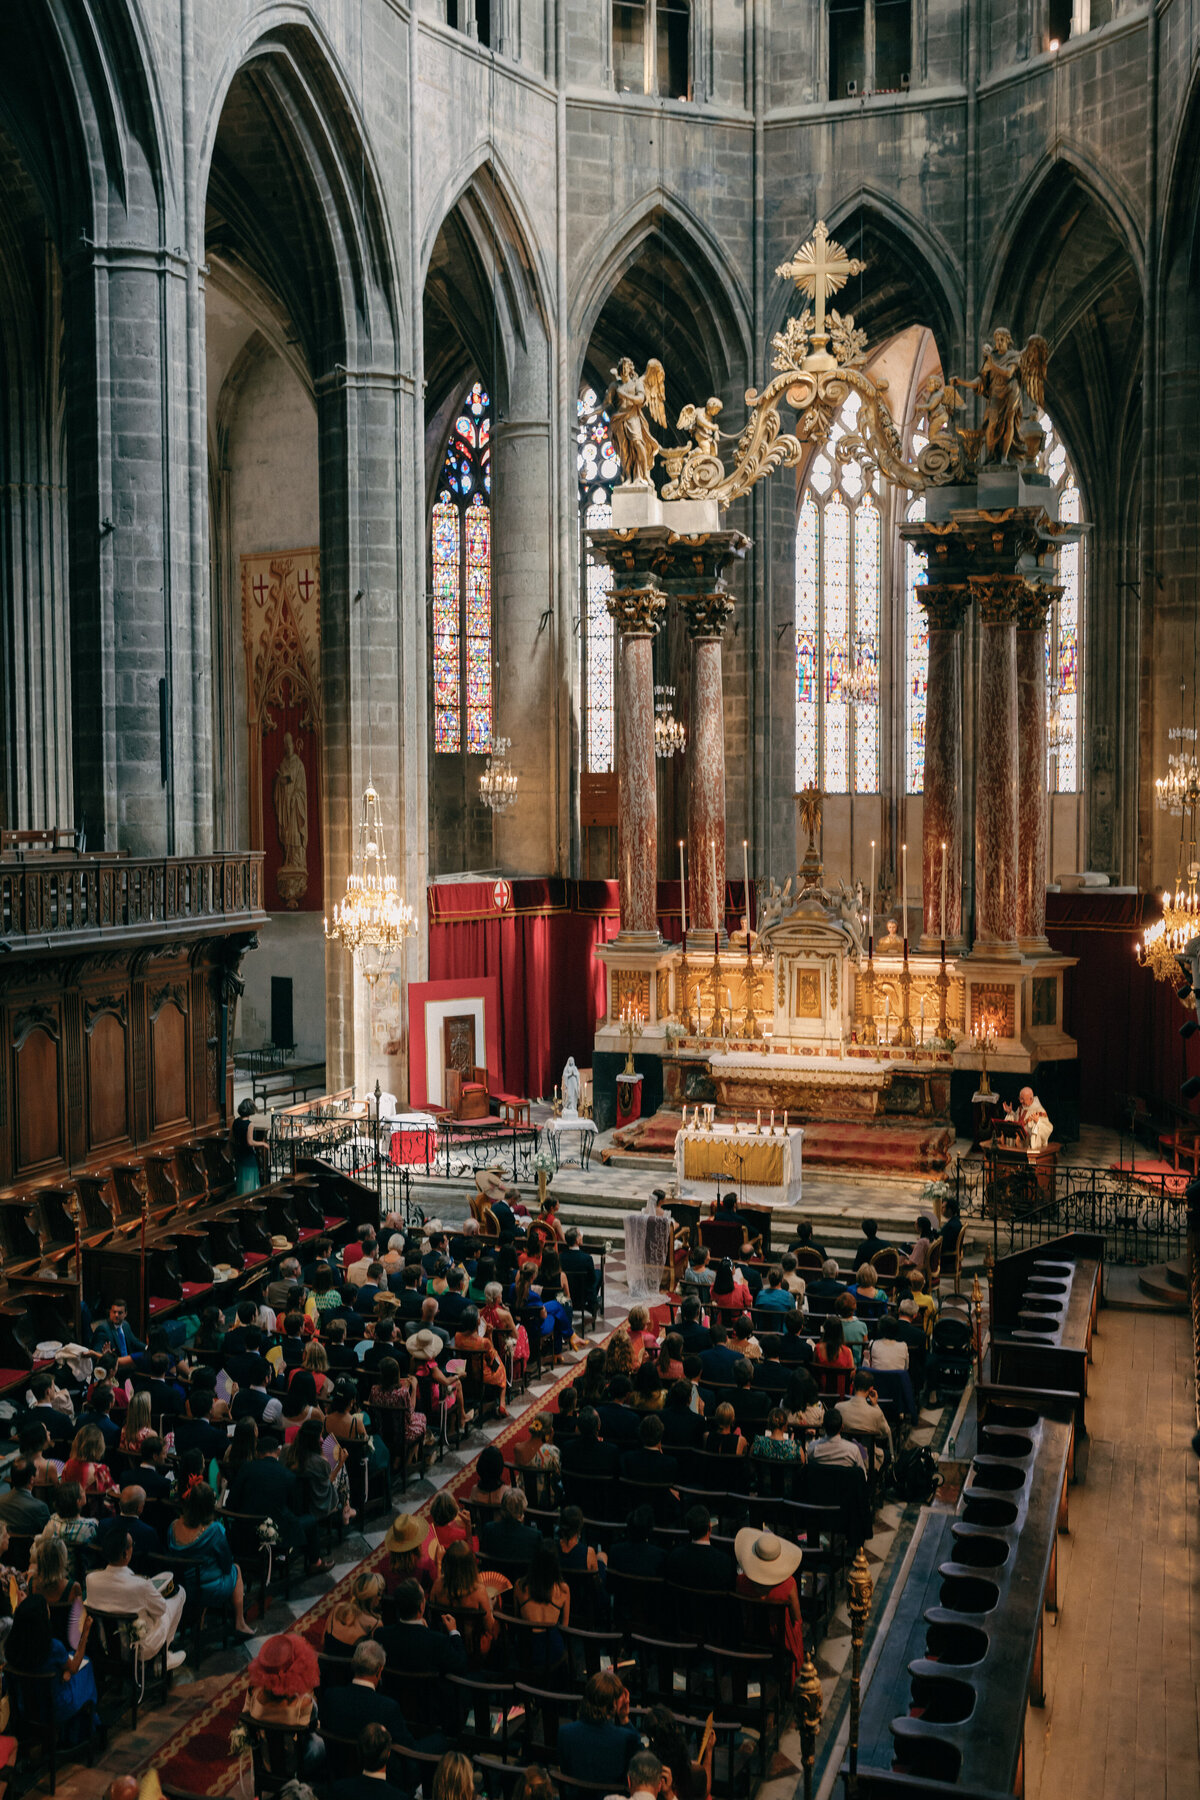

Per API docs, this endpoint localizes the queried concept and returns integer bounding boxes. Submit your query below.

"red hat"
[246,1632,319,1696]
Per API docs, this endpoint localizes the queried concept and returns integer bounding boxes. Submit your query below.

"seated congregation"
[0,1190,973,1797]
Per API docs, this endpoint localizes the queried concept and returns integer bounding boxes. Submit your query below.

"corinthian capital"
[1014,582,1062,631]
[919,582,971,631]
[606,582,667,636]
[680,590,735,639]
[969,573,1032,627]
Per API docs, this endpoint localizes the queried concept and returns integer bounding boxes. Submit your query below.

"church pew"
[988,1234,1102,1436]
[849,1407,1072,1797]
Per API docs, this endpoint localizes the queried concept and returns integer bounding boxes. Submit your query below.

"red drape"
[1046,889,1197,1128]
[426,877,755,1102]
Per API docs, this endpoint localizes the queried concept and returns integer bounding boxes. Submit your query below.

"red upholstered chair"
[445,1065,490,1121]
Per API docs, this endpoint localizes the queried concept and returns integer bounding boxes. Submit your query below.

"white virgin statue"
[561,1057,581,1118]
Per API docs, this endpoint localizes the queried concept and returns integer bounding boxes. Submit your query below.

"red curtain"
[426,877,755,1102]
[1046,889,1197,1128]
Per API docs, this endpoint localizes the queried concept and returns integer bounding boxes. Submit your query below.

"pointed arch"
[980,144,1145,324]
[420,141,553,345]
[199,13,402,372]
[769,192,964,374]
[570,190,753,400]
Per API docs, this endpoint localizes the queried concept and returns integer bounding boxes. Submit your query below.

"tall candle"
[901,842,908,950]
[710,838,719,927]
[756,1108,761,1132]
[679,839,688,938]
[940,841,947,945]
[743,838,751,932]
[869,839,876,951]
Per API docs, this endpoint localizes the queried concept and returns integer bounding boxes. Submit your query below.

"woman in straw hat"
[383,1509,440,1591]
[733,1528,805,1686]
[406,1327,470,1435]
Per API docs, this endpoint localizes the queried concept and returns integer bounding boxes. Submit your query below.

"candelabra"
[936,944,951,1040]
[797,1652,823,1800]
[618,1005,644,1075]
[741,937,761,1039]
[859,958,878,1045]
[971,1012,1000,1094]
[676,946,694,1034]
[847,1548,875,1798]
[897,961,915,1048]
[709,937,724,1037]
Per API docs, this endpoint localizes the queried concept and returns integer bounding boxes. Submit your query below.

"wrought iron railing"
[950,1155,1190,1265]
[0,852,265,938]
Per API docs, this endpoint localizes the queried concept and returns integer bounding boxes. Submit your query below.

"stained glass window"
[905,493,928,794]
[431,382,492,755]
[578,389,621,772]
[1039,413,1084,793]
[794,393,881,794]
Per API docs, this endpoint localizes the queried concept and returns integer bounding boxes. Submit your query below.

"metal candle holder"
[860,959,878,1045]
[847,1547,875,1796]
[897,960,915,1048]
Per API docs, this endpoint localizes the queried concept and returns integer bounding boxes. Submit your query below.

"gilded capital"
[969,573,1031,627]
[919,582,971,631]
[680,589,735,639]
[606,582,667,636]
[1015,582,1061,631]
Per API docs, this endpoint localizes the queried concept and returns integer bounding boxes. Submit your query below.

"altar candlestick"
[919,995,926,1019]
[679,839,688,939]
[711,838,719,929]
[939,841,947,947]
[869,840,875,954]
[743,839,751,933]
[726,988,732,1011]
[783,1110,788,1131]
[770,1109,775,1132]
[756,1109,761,1132]
[901,842,908,955]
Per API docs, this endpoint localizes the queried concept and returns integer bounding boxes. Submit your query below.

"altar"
[674,1121,803,1207]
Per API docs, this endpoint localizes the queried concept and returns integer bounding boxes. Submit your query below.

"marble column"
[971,575,1026,955]
[608,573,667,938]
[1016,584,1058,950]
[681,590,735,936]
[918,584,970,948]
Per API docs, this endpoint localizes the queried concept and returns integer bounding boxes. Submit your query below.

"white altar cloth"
[673,1123,804,1208]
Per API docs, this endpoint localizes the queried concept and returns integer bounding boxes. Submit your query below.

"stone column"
[917,584,969,948]
[608,568,667,939]
[1015,584,1058,950]
[681,589,735,936]
[971,575,1025,955]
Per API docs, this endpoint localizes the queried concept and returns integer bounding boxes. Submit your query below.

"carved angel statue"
[676,396,724,459]
[758,876,793,935]
[834,878,867,962]
[915,371,965,442]
[605,356,667,486]
[951,328,1049,467]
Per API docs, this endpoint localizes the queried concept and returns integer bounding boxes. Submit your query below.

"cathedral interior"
[0,5,1195,1800]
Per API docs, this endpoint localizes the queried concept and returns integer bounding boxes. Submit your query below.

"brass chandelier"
[479,737,519,813]
[325,780,416,987]
[654,685,686,759]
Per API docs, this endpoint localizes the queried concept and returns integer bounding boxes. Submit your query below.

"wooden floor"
[1025,1304,1199,1800]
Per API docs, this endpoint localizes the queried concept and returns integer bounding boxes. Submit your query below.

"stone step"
[1134,1262,1191,1311]
[1163,1256,1189,1291]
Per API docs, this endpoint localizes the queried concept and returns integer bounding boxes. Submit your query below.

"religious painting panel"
[408,978,501,1110]
[443,1015,478,1076]
[241,549,323,912]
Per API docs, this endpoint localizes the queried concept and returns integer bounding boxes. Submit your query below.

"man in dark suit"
[560,1228,599,1306]
[778,1314,814,1365]
[354,1263,389,1315]
[223,1326,268,1387]
[319,1641,416,1745]
[326,1724,409,1800]
[118,1487,161,1564]
[435,1270,469,1329]
[230,1359,283,1429]
[754,1341,793,1396]
[595,1377,642,1445]
[361,1319,401,1373]
[226,1440,323,1565]
[731,1358,772,1433]
[619,1414,679,1489]
[698,1324,741,1386]
[24,1372,74,1447]
[78,1385,122,1447]
[788,1224,828,1260]
[143,1355,186,1419]
[660,1382,705,1450]
[135,1438,174,1499]
[607,1504,666,1578]
[377,1579,467,1676]
[394,1267,425,1323]
[676,1297,712,1355]
[89,1298,145,1368]
[480,1487,543,1565]
[421,1234,450,1279]
[560,1408,621,1481]
[857,1219,892,1263]
[174,1393,233,1461]
[664,1504,736,1593]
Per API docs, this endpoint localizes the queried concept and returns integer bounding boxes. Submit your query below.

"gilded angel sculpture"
[951,328,1049,467]
[605,356,667,486]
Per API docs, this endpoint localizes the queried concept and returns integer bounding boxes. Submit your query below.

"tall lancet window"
[794,391,881,794]
[1040,413,1083,792]
[905,487,929,794]
[432,381,492,755]
[577,389,620,772]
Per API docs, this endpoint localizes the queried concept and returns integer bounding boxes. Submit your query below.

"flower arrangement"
[228,1724,252,1756]
[257,1518,280,1547]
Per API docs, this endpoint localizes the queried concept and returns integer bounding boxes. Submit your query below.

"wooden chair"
[444,1065,490,1122]
[4,1664,103,1794]
[237,1712,317,1798]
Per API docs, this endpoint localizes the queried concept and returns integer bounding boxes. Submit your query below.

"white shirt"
[85,1564,186,1659]
[1018,1098,1053,1152]
[864,1339,909,1371]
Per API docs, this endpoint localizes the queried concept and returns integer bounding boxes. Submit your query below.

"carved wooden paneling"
[14,1022,62,1172]
[86,1011,130,1151]
[150,997,189,1129]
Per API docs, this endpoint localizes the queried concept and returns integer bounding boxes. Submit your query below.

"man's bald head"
[1019,1086,1033,1106]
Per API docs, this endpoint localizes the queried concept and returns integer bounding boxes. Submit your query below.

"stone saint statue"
[1005,1086,1053,1152]
[273,731,308,885]
[605,357,667,486]
[952,327,1048,466]
[561,1056,581,1118]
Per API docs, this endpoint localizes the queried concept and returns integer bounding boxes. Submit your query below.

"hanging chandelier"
[1139,864,1200,984]
[325,781,416,986]
[836,636,878,709]
[1155,733,1200,812]
[654,686,686,759]
[480,737,519,813]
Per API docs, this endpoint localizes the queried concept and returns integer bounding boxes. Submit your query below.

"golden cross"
[777,222,867,342]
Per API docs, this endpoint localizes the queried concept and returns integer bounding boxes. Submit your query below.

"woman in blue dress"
[231,1098,268,1195]
[167,1481,255,1638]
[5,1595,98,1746]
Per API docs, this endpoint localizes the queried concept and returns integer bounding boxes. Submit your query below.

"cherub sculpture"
[758,876,793,935]
[676,397,724,458]
[835,878,867,962]
[951,328,1048,467]
[605,356,667,486]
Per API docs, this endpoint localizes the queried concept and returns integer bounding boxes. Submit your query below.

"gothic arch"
[421,143,553,343]
[570,191,753,402]
[199,14,402,373]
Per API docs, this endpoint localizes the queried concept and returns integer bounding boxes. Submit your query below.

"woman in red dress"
[813,1317,855,1399]
[734,1528,805,1689]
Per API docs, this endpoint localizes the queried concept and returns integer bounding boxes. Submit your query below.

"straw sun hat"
[734,1528,803,1586]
